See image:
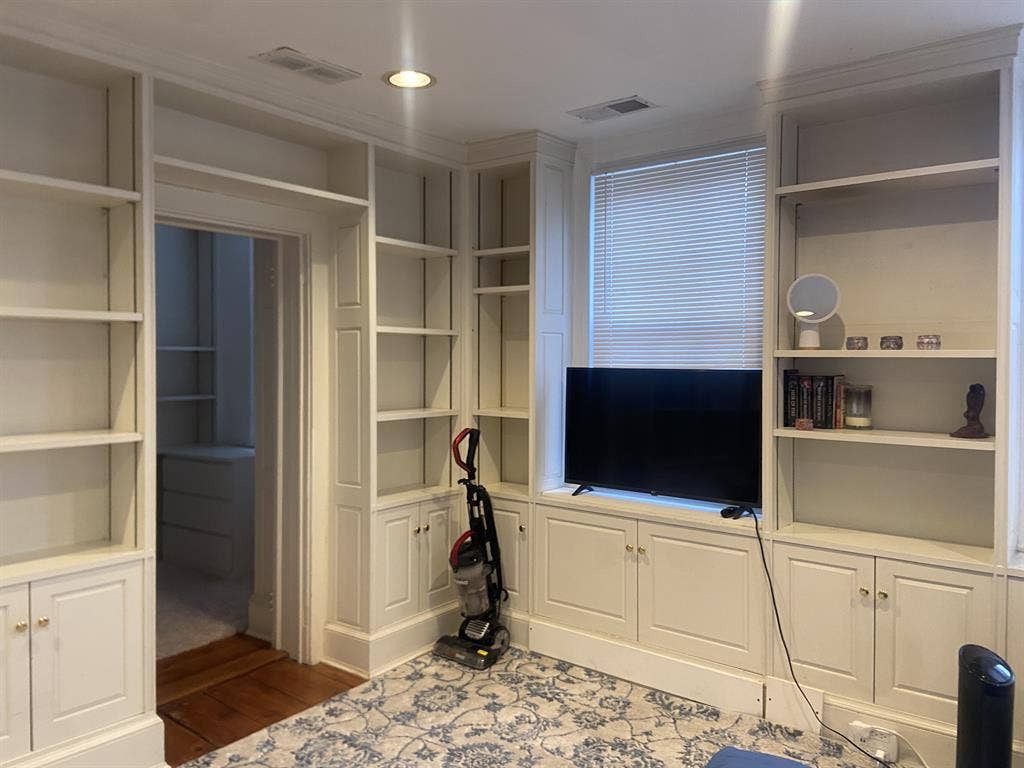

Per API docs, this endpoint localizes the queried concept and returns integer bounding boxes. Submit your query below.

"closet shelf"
[157,345,216,352]
[376,408,458,422]
[774,523,994,571]
[775,158,999,203]
[773,427,995,451]
[376,325,459,337]
[376,236,456,259]
[0,168,140,207]
[0,307,142,323]
[474,285,530,295]
[774,348,997,359]
[473,408,530,420]
[157,394,217,403]
[154,155,370,216]
[0,430,143,454]
[472,245,530,257]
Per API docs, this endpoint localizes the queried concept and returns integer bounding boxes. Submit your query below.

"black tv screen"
[564,368,762,506]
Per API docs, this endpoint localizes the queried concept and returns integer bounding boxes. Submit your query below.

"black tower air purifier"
[956,644,1014,768]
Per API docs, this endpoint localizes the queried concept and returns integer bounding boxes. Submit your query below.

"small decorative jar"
[880,335,903,350]
[845,384,873,430]
[917,334,942,350]
[845,336,869,350]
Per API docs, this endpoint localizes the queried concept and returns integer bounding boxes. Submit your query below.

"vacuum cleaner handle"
[452,427,479,480]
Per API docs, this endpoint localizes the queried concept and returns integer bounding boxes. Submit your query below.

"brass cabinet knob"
[519,524,526,533]
[859,587,870,597]
[14,621,28,632]
[423,524,430,532]
[413,526,421,535]
[877,590,889,601]
[37,616,50,627]
[637,546,647,555]
[625,544,634,553]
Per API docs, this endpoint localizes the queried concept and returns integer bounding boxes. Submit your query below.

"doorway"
[154,224,269,658]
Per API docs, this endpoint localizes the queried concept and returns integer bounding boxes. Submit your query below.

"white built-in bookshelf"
[768,68,1010,565]
[0,39,147,581]
[470,162,532,498]
[372,148,461,504]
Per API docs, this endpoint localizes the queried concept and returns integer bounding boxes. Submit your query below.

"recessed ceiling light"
[384,69,435,89]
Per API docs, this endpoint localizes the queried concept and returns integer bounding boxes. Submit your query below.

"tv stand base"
[571,485,594,497]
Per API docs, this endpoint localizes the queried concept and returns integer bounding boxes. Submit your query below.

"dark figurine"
[950,383,989,439]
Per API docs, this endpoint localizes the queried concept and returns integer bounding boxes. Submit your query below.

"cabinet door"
[773,543,874,701]
[875,559,995,722]
[534,505,636,639]
[0,584,30,762]
[638,523,765,672]
[1008,578,1024,741]
[30,560,144,749]
[372,503,420,628]
[421,501,456,610]
[491,498,529,613]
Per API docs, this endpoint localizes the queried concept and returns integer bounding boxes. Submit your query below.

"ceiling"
[5,0,1024,146]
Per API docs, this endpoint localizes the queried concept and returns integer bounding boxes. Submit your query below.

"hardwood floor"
[158,634,365,767]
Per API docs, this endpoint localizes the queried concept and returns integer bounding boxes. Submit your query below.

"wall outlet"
[849,720,899,762]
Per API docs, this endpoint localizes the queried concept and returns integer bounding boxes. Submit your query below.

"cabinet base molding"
[3,713,164,768]
[527,617,764,716]
[322,606,532,677]
[323,602,461,676]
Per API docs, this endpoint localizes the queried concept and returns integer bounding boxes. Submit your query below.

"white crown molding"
[466,131,578,167]
[0,6,470,165]
[759,23,1023,106]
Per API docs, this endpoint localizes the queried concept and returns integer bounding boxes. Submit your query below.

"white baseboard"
[765,676,824,733]
[528,616,764,716]
[5,713,165,768]
[323,602,462,676]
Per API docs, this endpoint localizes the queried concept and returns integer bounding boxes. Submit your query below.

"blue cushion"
[706,747,810,768]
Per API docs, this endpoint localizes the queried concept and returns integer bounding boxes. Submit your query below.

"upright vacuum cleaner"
[432,427,510,670]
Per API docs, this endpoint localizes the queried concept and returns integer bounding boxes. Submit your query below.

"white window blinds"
[591,145,766,369]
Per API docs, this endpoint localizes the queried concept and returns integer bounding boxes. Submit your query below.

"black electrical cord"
[740,508,894,768]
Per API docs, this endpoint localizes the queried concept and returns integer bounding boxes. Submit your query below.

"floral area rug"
[184,647,879,767]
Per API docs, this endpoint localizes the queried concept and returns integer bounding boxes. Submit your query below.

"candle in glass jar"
[844,384,873,429]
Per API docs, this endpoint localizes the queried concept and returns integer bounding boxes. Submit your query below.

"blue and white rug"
[184,648,876,767]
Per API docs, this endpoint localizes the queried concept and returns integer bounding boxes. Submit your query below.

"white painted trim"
[759,24,1023,105]
[467,131,577,165]
[2,714,164,768]
[528,617,764,717]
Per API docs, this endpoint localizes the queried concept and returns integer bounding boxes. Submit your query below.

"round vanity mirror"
[786,274,840,349]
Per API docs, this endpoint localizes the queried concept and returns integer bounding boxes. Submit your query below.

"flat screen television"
[564,367,762,507]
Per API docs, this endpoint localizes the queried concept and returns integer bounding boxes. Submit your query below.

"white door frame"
[155,189,319,662]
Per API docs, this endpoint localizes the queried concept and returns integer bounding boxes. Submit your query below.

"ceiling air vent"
[568,95,658,122]
[254,47,361,84]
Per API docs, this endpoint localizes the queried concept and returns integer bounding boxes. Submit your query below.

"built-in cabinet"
[774,543,996,722]
[0,562,144,763]
[371,499,457,628]
[534,505,767,673]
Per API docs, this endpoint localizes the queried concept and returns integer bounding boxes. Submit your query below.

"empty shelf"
[376,236,456,259]
[155,156,369,215]
[474,285,530,295]
[376,408,458,422]
[0,430,143,454]
[776,158,999,203]
[376,326,458,336]
[0,168,140,207]
[0,307,142,323]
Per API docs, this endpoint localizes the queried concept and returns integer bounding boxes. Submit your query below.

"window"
[590,145,766,368]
